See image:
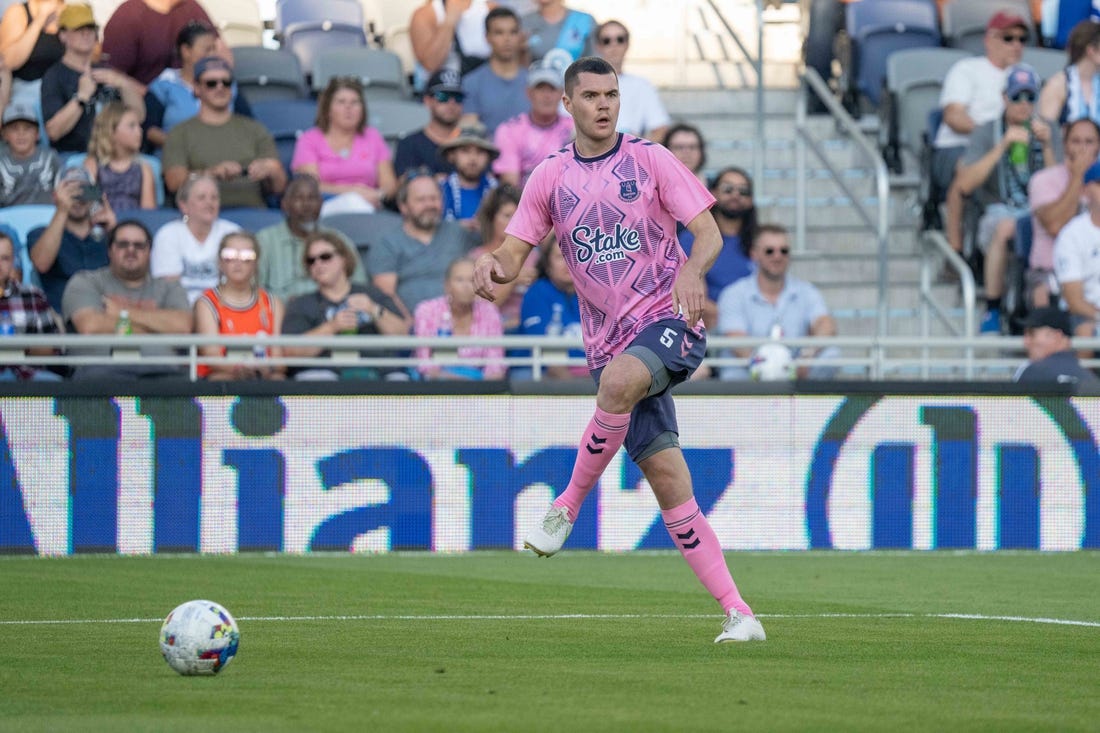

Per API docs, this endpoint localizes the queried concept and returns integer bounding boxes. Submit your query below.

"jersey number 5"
[660,328,677,349]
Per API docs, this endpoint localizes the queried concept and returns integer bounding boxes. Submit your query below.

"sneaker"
[714,610,766,643]
[523,504,573,557]
[980,309,1002,335]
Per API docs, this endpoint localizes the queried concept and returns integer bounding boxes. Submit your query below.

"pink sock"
[662,497,753,616]
[552,407,631,521]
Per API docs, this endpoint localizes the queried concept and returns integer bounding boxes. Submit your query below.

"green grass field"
[1,552,1097,732]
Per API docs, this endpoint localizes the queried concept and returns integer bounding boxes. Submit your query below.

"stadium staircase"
[586,0,972,374]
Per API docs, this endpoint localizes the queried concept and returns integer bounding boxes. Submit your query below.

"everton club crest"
[619,179,640,202]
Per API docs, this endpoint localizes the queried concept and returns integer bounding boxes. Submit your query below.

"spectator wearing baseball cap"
[1053,160,1100,344]
[438,124,499,226]
[0,104,59,208]
[1014,306,1100,390]
[460,7,529,135]
[162,55,286,208]
[394,69,466,178]
[956,62,1054,334]
[40,3,146,153]
[930,5,1029,263]
[492,58,574,188]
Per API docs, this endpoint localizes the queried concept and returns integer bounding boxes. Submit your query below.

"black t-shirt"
[282,283,403,379]
[394,130,453,177]
[40,61,119,153]
[29,225,109,312]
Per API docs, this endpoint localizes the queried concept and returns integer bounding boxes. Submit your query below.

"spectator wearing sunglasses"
[282,231,407,381]
[163,56,286,209]
[678,167,757,330]
[931,11,1029,258]
[291,77,396,215]
[717,223,837,381]
[194,231,285,381]
[459,7,529,135]
[956,64,1054,334]
[594,20,669,142]
[144,21,251,153]
[62,219,192,380]
[395,69,464,177]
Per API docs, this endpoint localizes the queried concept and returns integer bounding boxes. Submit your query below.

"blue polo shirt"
[678,229,753,302]
[716,272,830,380]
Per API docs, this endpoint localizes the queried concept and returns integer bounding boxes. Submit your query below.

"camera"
[78,183,102,203]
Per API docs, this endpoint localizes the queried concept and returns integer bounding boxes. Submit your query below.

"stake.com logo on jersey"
[570,222,641,265]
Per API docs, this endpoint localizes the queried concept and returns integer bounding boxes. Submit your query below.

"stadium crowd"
[10,0,1099,383]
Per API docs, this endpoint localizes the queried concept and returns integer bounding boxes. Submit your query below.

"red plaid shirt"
[0,280,61,380]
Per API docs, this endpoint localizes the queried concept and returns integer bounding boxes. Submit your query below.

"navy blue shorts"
[591,318,706,462]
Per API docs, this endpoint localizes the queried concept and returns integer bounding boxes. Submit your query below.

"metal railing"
[919,229,977,379]
[0,332,1069,382]
[796,67,892,363]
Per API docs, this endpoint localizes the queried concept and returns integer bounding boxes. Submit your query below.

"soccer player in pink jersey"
[473,56,765,643]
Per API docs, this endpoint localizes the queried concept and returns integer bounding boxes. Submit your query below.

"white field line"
[0,612,1098,628]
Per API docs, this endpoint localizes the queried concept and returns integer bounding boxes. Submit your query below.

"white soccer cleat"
[714,610,767,643]
[523,504,573,557]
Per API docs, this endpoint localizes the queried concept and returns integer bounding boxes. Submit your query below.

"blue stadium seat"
[220,207,285,233]
[231,46,309,104]
[62,153,167,207]
[250,99,319,174]
[120,207,182,239]
[0,206,50,288]
[846,0,941,108]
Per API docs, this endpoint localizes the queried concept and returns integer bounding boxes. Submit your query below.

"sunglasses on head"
[220,248,257,262]
[201,77,233,89]
[1001,33,1028,44]
[306,251,338,266]
[763,246,790,256]
[719,184,752,197]
[432,91,464,103]
[1009,90,1036,103]
[599,34,627,45]
[113,239,149,251]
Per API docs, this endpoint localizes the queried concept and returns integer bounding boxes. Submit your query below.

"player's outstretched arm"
[474,235,532,303]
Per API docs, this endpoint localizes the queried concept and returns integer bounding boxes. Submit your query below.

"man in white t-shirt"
[594,19,670,142]
[1053,161,1100,338]
[931,10,1027,256]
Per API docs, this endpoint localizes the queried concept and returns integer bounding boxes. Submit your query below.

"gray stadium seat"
[311,47,409,100]
[368,99,430,144]
[881,47,971,170]
[942,0,1035,55]
[232,47,309,104]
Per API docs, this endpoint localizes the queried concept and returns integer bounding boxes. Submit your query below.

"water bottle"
[546,302,564,337]
[437,308,453,338]
[0,311,14,336]
[252,330,268,360]
[115,309,131,335]
[1008,122,1030,168]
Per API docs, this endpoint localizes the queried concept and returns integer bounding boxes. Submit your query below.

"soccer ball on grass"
[159,599,240,675]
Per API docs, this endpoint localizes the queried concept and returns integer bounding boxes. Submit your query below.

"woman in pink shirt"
[291,77,397,211]
[414,257,506,380]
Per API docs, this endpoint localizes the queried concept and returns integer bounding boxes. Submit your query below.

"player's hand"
[473,253,503,302]
[673,263,706,326]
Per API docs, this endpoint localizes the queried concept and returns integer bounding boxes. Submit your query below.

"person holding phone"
[28,166,116,311]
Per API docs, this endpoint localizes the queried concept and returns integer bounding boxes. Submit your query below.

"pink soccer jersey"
[506,134,716,369]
